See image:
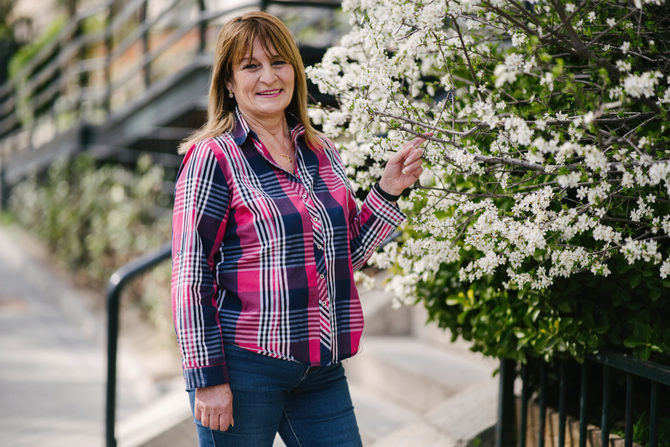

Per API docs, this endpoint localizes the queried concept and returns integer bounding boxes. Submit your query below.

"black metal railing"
[497,353,670,447]
[0,0,341,186]
[0,0,247,144]
[105,242,171,447]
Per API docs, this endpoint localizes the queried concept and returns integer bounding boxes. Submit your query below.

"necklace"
[268,139,295,166]
[279,153,293,163]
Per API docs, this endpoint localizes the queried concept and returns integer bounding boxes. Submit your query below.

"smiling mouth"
[257,89,282,96]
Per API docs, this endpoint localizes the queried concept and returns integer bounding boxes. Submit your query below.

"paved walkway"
[0,225,148,447]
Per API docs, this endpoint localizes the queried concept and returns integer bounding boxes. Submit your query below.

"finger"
[208,411,219,431]
[392,134,429,164]
[398,135,425,155]
[405,138,429,158]
[410,132,432,146]
[402,159,423,175]
[402,166,423,180]
[219,414,230,431]
[403,148,424,166]
[393,143,414,162]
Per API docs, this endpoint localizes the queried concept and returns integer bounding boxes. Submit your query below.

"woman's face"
[227,38,295,122]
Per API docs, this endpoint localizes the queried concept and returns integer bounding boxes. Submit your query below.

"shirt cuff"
[366,184,407,227]
[183,363,230,390]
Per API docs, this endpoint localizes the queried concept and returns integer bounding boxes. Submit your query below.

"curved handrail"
[105,242,171,447]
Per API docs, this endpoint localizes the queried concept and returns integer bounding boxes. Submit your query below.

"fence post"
[198,0,207,53]
[139,0,151,88]
[103,2,115,115]
[496,358,516,447]
[0,159,6,212]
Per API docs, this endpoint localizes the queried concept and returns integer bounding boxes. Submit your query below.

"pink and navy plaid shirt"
[171,109,405,389]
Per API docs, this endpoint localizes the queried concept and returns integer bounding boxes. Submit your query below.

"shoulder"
[177,135,238,181]
[182,134,241,169]
[316,134,337,152]
[188,135,237,159]
[314,135,346,169]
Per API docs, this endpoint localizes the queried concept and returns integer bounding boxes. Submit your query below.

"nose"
[258,64,277,84]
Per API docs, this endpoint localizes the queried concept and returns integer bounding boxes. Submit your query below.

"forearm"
[349,186,406,270]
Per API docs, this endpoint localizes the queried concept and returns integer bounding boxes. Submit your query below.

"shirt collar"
[232,107,306,146]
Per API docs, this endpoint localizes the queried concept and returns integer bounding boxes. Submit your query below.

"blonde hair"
[178,11,322,154]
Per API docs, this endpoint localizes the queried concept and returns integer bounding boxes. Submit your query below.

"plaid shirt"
[171,110,405,389]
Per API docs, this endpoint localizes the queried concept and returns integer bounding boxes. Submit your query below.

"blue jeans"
[187,344,363,447]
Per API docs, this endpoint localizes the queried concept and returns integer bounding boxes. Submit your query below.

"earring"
[228,91,234,98]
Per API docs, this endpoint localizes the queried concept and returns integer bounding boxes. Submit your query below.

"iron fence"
[497,354,670,447]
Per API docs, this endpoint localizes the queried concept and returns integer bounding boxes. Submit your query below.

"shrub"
[9,153,172,326]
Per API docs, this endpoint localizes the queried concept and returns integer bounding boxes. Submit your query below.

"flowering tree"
[307,0,670,360]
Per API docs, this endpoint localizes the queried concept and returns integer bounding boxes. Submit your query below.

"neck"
[241,110,290,140]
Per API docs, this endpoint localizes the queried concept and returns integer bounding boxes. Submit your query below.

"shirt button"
[301,194,307,199]
[317,245,323,250]
[320,274,325,279]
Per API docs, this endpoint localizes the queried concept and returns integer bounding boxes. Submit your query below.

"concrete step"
[348,383,421,445]
[370,377,499,447]
[117,387,196,447]
[371,421,457,447]
[358,282,412,336]
[358,277,493,362]
[410,304,483,355]
[345,336,496,413]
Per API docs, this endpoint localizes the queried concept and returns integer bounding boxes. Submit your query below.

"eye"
[242,63,258,70]
[272,60,287,66]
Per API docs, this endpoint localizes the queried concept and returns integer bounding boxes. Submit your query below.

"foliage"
[7,16,65,127]
[0,0,15,40]
[633,412,670,447]
[8,16,65,80]
[307,0,670,361]
[9,154,172,325]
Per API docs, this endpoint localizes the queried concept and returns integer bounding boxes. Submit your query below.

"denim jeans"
[186,344,363,447]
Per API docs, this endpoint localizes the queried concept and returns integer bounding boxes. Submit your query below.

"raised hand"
[378,135,430,198]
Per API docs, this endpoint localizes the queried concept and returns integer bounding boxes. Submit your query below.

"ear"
[223,79,231,95]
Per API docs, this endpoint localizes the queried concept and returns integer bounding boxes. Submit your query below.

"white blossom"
[493,53,525,87]
[511,32,527,47]
[623,71,662,98]
[615,60,632,72]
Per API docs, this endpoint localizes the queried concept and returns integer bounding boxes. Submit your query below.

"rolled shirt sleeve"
[348,182,406,270]
[171,140,231,389]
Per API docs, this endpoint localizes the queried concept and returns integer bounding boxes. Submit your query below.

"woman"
[171,11,426,447]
